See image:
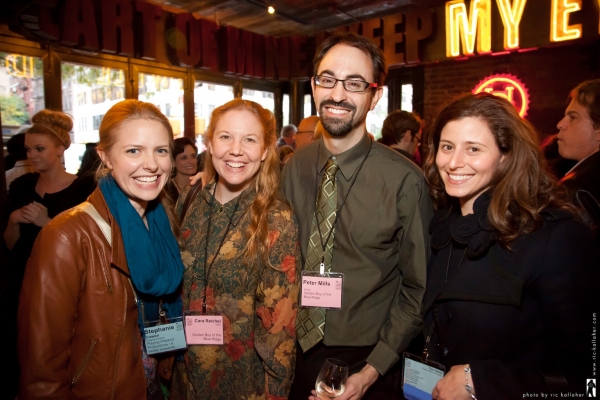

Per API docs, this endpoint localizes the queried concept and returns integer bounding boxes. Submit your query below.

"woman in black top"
[422,93,599,399]
[5,110,95,274]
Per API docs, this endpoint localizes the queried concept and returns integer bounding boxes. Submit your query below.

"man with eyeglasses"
[380,110,422,165]
[282,33,432,400]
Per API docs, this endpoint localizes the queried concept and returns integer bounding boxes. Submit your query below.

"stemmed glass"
[315,358,349,399]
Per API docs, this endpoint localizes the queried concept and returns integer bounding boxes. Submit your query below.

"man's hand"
[432,364,474,400]
[309,364,379,400]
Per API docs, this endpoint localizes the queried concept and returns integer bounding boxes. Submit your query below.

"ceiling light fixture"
[268,5,275,14]
[243,0,307,25]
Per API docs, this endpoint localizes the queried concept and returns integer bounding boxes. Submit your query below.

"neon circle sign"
[473,73,530,117]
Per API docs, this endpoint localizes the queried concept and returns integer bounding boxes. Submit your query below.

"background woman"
[422,93,598,398]
[4,110,95,278]
[171,99,300,400]
[165,137,198,202]
[18,100,184,399]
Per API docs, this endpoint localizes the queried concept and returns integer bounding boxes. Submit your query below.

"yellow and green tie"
[296,157,339,352]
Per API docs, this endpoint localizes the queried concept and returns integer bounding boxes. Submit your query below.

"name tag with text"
[143,318,187,355]
[300,271,344,309]
[402,352,445,400]
[183,311,224,345]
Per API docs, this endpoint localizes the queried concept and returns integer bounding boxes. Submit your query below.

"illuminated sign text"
[446,0,595,57]
[446,0,492,57]
[473,74,530,117]
[551,0,582,42]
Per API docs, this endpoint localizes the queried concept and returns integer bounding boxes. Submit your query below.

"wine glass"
[315,358,349,399]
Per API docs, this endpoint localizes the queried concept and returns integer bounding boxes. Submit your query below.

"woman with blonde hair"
[4,110,95,269]
[18,100,184,399]
[421,93,598,399]
[171,99,300,400]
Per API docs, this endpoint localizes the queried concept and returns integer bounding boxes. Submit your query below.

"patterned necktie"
[296,157,339,352]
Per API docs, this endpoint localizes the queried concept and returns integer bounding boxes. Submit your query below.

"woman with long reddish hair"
[171,99,300,400]
[421,93,598,398]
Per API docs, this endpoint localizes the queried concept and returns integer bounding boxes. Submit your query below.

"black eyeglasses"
[314,75,378,93]
[411,132,422,146]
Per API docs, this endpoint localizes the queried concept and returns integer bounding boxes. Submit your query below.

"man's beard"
[319,100,357,137]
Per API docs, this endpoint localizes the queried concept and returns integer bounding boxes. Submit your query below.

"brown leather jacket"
[18,188,147,399]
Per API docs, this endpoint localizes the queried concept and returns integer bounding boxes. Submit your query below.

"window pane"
[401,84,413,112]
[367,86,388,140]
[283,94,290,126]
[242,88,274,113]
[1,52,44,154]
[62,62,125,173]
[139,73,184,137]
[194,81,234,151]
[303,94,312,118]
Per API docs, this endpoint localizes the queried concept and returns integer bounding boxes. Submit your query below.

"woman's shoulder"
[267,201,298,231]
[49,204,96,231]
[9,172,39,191]
[517,208,593,251]
[538,208,582,234]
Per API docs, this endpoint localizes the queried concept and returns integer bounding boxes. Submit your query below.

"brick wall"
[422,40,600,138]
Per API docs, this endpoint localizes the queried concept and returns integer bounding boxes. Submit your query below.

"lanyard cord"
[202,181,242,313]
[313,140,372,271]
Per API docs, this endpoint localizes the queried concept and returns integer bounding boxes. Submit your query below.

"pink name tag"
[300,272,344,309]
[184,314,224,345]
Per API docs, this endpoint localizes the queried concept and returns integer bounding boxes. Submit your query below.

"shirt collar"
[564,147,600,175]
[202,179,254,226]
[316,133,372,181]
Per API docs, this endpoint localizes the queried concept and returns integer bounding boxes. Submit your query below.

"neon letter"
[551,0,582,42]
[496,0,527,49]
[445,0,492,57]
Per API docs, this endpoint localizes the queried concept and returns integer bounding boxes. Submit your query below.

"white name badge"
[143,317,187,355]
[300,271,344,309]
[402,352,446,400]
[183,311,224,345]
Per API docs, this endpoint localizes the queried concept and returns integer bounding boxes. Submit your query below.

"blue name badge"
[143,317,187,355]
[402,352,445,400]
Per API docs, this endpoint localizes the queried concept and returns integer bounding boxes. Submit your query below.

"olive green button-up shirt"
[281,134,433,376]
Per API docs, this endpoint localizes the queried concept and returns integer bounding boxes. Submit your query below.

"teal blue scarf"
[99,176,183,327]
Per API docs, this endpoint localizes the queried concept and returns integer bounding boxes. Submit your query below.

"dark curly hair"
[423,93,574,245]
[313,32,387,86]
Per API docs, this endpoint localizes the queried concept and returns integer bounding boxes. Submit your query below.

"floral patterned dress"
[171,183,301,400]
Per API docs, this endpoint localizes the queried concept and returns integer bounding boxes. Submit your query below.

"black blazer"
[423,193,599,398]
[560,150,600,243]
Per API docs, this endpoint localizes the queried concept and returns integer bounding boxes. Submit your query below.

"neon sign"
[551,0,582,42]
[496,0,527,49]
[4,54,35,78]
[473,74,530,117]
[445,0,491,57]
[446,0,591,57]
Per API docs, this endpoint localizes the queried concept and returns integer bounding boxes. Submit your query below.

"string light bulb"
[268,5,275,14]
